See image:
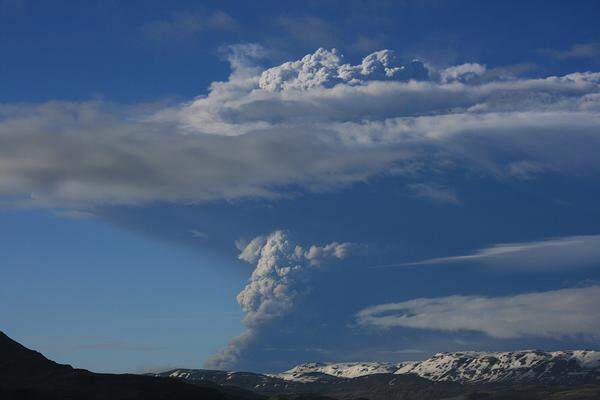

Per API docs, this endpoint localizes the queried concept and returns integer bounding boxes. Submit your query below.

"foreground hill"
[0,331,261,400]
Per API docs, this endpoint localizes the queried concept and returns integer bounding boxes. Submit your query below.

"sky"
[1,0,600,373]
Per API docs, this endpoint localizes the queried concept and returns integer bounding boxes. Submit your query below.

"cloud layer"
[205,230,354,369]
[1,47,600,208]
[356,285,600,340]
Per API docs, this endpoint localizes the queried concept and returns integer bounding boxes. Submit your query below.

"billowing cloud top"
[1,47,600,208]
[258,48,430,92]
[205,230,355,369]
[237,230,353,326]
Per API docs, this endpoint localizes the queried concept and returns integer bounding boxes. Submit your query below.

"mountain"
[156,367,600,400]
[0,331,262,400]
[156,369,469,399]
[275,350,600,385]
[3,330,600,400]
[155,350,600,400]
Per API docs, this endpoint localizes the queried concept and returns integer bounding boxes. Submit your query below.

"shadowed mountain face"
[0,331,261,400]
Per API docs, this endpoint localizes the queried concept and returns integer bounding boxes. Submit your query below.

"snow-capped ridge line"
[274,349,600,384]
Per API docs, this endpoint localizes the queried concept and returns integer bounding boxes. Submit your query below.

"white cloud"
[506,160,549,180]
[205,230,355,369]
[0,101,402,208]
[237,230,354,326]
[1,48,600,208]
[401,234,600,269]
[237,235,268,264]
[356,285,600,339]
[257,48,429,92]
[305,242,355,266]
[167,49,600,135]
[439,63,486,83]
[190,229,208,239]
[222,43,268,79]
[406,183,459,204]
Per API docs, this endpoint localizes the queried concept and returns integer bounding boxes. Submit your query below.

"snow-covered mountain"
[274,350,600,384]
[275,361,401,382]
[153,350,600,400]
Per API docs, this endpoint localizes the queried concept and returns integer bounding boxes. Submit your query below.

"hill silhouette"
[0,331,260,400]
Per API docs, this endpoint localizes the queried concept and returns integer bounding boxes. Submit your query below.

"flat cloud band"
[356,285,600,339]
[1,48,600,208]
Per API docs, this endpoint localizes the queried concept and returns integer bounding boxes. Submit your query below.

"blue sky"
[1,0,600,373]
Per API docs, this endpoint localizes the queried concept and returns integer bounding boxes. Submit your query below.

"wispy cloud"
[396,234,600,269]
[540,42,600,60]
[190,229,208,239]
[52,210,95,219]
[506,160,549,180]
[406,183,459,205]
[357,285,600,339]
[140,8,237,44]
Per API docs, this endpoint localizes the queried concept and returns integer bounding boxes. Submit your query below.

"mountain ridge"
[272,349,600,384]
[3,331,600,400]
